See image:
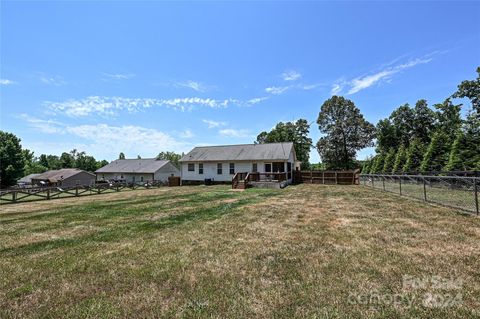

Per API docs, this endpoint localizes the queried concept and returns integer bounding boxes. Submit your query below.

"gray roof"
[33,169,95,182]
[95,159,170,174]
[18,173,41,184]
[180,142,295,162]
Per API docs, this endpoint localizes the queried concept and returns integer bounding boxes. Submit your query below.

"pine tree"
[403,139,424,173]
[420,131,452,172]
[444,132,465,171]
[382,148,396,173]
[361,159,372,174]
[371,153,386,174]
[392,144,407,173]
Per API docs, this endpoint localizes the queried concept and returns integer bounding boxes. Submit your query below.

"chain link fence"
[360,174,479,215]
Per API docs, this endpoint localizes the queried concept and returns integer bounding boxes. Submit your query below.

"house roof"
[32,169,95,182]
[18,173,41,184]
[180,142,295,162]
[95,159,171,174]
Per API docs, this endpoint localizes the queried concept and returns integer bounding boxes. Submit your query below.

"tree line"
[0,132,109,188]
[362,67,480,174]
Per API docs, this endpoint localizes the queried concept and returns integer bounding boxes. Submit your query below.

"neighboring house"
[179,142,299,184]
[95,159,180,183]
[31,169,96,187]
[17,173,41,187]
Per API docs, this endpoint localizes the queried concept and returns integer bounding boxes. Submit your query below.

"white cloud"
[179,129,194,138]
[247,97,269,105]
[44,96,238,117]
[102,73,135,80]
[40,75,66,86]
[265,86,290,95]
[202,119,227,128]
[219,128,251,138]
[20,115,190,158]
[282,70,301,81]
[0,79,16,85]
[346,56,433,95]
[19,114,64,134]
[175,80,210,92]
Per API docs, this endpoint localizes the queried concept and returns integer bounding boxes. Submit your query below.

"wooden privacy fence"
[294,169,360,185]
[0,181,166,204]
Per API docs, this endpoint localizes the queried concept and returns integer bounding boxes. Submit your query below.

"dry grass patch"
[0,184,479,318]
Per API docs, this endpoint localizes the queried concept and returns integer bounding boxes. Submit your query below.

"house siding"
[96,162,180,183]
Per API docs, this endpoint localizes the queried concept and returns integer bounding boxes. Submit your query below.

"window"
[188,163,195,172]
[199,163,204,174]
[141,176,144,182]
[252,163,258,173]
[217,163,222,174]
[229,163,235,175]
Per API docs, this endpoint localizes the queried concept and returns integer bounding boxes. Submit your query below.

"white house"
[95,159,180,183]
[179,142,299,184]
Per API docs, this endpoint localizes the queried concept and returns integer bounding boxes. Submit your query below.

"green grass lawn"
[1,185,479,318]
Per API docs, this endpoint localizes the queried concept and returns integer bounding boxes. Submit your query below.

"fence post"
[47,189,50,200]
[372,176,375,188]
[423,178,427,201]
[382,176,385,191]
[75,186,79,197]
[399,177,402,195]
[474,177,479,215]
[322,171,325,184]
[310,170,313,183]
[335,172,338,185]
[12,191,16,203]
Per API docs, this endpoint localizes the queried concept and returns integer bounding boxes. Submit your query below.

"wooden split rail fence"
[0,181,166,204]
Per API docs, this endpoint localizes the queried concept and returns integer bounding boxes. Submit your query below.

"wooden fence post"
[310,170,313,183]
[335,172,338,185]
[12,191,16,203]
[423,178,427,201]
[46,189,50,200]
[75,186,79,197]
[399,177,402,195]
[382,176,385,191]
[474,177,479,215]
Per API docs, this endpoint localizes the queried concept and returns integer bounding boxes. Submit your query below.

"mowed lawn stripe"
[0,185,479,318]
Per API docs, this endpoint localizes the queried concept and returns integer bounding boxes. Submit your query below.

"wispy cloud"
[20,115,189,157]
[282,70,301,81]
[179,129,194,138]
[102,73,135,80]
[0,79,16,85]
[202,119,227,128]
[265,86,290,95]
[174,80,212,92]
[39,75,66,86]
[18,114,63,134]
[331,55,434,95]
[45,95,268,117]
[219,128,252,138]
[247,96,269,104]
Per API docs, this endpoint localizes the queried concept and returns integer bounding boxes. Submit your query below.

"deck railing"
[246,172,287,182]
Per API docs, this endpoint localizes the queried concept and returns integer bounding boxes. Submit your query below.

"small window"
[199,163,204,174]
[217,163,222,174]
[121,174,124,179]
[141,176,144,182]
[252,163,258,173]
[188,163,195,172]
[229,163,235,175]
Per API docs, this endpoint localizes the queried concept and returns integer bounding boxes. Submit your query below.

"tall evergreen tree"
[375,119,398,153]
[382,148,396,173]
[371,153,386,174]
[412,99,436,145]
[119,152,126,160]
[403,139,424,173]
[420,131,452,172]
[392,144,407,173]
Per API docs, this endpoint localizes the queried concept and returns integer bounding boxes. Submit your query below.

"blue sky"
[1,1,479,162]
